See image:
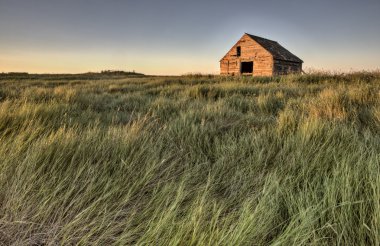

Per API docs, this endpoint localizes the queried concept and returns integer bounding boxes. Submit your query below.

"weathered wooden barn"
[220,33,303,76]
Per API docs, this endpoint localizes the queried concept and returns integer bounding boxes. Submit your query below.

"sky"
[0,0,379,75]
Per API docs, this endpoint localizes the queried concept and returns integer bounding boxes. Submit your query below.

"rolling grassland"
[0,72,379,245]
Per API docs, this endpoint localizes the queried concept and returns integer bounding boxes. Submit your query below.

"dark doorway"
[241,61,253,74]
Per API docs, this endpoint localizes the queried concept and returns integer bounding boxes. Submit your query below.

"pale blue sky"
[1,0,379,74]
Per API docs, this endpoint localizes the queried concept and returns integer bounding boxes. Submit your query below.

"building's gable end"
[220,34,274,76]
[219,34,246,62]
[220,34,273,62]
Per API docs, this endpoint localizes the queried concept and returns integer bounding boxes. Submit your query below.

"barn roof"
[246,33,303,63]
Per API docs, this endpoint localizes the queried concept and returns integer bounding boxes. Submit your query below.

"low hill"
[0,70,145,80]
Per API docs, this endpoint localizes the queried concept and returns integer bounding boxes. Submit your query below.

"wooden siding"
[220,34,274,76]
[273,59,302,75]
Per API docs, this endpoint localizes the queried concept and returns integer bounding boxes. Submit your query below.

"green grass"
[0,72,379,245]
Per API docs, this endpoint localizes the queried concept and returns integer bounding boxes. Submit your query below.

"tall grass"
[0,72,379,245]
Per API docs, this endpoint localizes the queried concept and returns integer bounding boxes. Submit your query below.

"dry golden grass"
[0,72,379,245]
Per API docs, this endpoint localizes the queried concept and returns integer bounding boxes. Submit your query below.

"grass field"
[0,72,379,245]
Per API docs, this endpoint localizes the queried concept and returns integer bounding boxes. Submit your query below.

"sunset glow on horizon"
[1,0,379,75]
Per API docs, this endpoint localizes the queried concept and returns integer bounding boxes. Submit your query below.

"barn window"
[236,46,241,57]
[241,61,253,74]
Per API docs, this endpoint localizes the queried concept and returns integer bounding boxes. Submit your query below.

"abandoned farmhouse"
[220,33,303,76]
